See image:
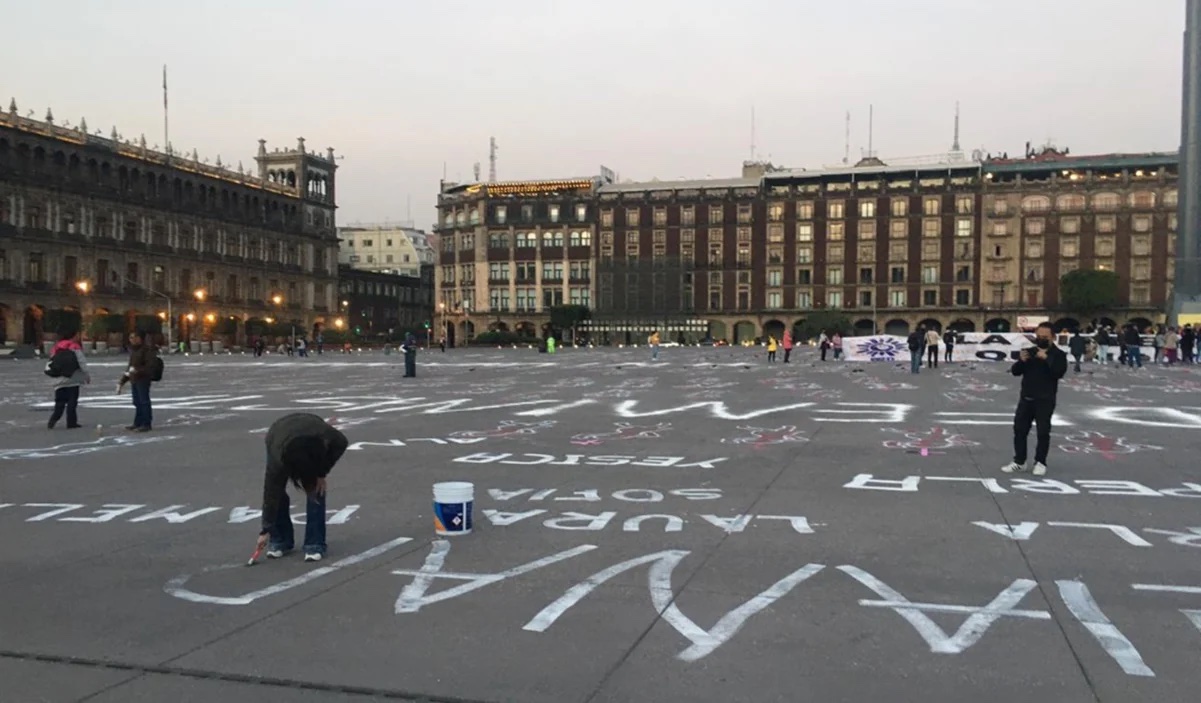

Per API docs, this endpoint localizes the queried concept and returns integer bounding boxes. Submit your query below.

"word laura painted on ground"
[845,474,1201,499]
[721,425,809,447]
[481,509,815,535]
[570,422,672,446]
[0,434,179,460]
[881,427,978,453]
[973,520,1201,550]
[0,502,360,524]
[453,453,726,468]
[1059,430,1162,458]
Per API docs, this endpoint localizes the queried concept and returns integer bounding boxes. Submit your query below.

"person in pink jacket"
[47,326,92,429]
[782,330,794,363]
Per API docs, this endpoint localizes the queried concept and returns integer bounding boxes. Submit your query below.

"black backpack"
[45,348,80,378]
[151,356,165,382]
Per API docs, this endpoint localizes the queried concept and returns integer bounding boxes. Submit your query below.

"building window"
[955,196,973,214]
[625,208,640,227]
[542,261,564,281]
[992,199,1010,215]
[737,288,751,310]
[763,269,781,287]
[1026,240,1043,258]
[828,222,845,241]
[923,290,937,306]
[922,241,939,260]
[516,232,536,248]
[859,267,874,284]
[824,290,843,309]
[768,246,784,264]
[828,244,844,262]
[516,287,537,312]
[827,266,844,285]
[1091,193,1120,210]
[858,221,877,240]
[923,197,941,216]
[890,198,908,217]
[768,224,785,243]
[1096,237,1115,257]
[956,265,971,282]
[797,223,814,242]
[955,219,973,238]
[575,204,587,222]
[889,290,906,307]
[797,246,812,264]
[955,289,971,306]
[860,290,873,307]
[921,265,938,284]
[768,202,785,221]
[736,227,752,242]
[1059,217,1079,234]
[489,287,511,312]
[570,230,591,247]
[489,232,510,248]
[549,205,561,223]
[1025,218,1045,235]
[890,266,905,284]
[709,243,723,265]
[796,290,812,309]
[1021,196,1051,213]
[709,205,723,224]
[1056,194,1085,211]
[990,265,1006,282]
[797,201,814,220]
[1133,261,1151,280]
[1132,236,1151,256]
[488,262,511,281]
[767,290,783,309]
[521,204,534,222]
[889,242,907,261]
[992,221,1009,236]
[797,268,812,285]
[569,287,590,306]
[1130,192,1156,209]
[1096,215,1116,233]
[922,219,939,238]
[1132,215,1151,233]
[681,206,695,225]
[859,200,876,218]
[653,207,667,226]
[601,209,614,227]
[737,205,752,223]
[1170,214,1178,230]
[1061,238,1079,258]
[828,201,845,219]
[858,243,875,261]
[1131,286,1150,305]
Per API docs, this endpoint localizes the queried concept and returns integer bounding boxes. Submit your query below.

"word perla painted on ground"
[1,502,361,524]
[845,474,1201,499]
[454,453,726,468]
[971,520,1201,549]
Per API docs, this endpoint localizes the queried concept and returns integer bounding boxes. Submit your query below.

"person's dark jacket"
[1010,344,1068,400]
[1183,328,1197,348]
[260,413,349,535]
[1095,329,1111,346]
[1069,334,1088,357]
[907,331,923,352]
[1123,327,1142,346]
[125,342,157,383]
[943,330,956,347]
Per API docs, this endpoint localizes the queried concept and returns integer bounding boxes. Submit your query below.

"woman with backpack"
[117,330,159,432]
[46,326,91,429]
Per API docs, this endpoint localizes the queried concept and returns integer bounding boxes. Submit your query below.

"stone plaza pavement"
[1,345,1200,702]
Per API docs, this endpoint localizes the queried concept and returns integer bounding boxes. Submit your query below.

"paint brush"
[246,546,263,567]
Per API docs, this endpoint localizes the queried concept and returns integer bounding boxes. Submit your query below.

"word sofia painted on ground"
[0,434,180,460]
[845,474,1201,498]
[387,542,1160,672]
[844,333,1155,364]
[487,488,724,502]
[480,510,815,534]
[453,453,727,468]
[0,502,360,524]
[570,422,672,446]
[973,521,1201,549]
[721,425,809,446]
[880,427,978,452]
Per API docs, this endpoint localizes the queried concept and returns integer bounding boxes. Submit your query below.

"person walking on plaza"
[907,327,924,374]
[1069,329,1087,373]
[401,332,418,377]
[1182,325,1196,364]
[1002,322,1067,477]
[254,413,349,563]
[782,330,794,363]
[925,327,941,369]
[649,330,661,361]
[766,335,778,363]
[46,326,91,430]
[1123,325,1143,369]
[943,328,956,363]
[1095,326,1112,365]
[818,332,830,361]
[831,332,843,360]
[1164,326,1179,365]
[1154,328,1165,364]
[117,330,157,432]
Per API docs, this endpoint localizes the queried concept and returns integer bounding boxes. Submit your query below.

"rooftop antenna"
[750,105,756,161]
[473,162,481,181]
[843,111,851,164]
[488,137,498,182]
[951,100,961,152]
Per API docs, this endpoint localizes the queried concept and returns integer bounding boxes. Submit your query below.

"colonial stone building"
[436,149,1179,344]
[0,102,339,348]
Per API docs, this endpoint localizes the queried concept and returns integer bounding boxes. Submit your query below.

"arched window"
[1021,195,1050,213]
[1091,192,1120,210]
[1055,194,1084,211]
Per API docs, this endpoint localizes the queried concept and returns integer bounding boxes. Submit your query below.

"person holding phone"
[1001,322,1067,476]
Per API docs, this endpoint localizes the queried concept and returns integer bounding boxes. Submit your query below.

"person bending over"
[255,413,349,562]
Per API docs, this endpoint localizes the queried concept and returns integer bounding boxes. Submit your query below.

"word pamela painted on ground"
[845,474,1201,498]
[167,538,1188,675]
[0,502,360,524]
[453,453,727,468]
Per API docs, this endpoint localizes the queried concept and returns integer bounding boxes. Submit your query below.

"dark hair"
[58,326,79,340]
[282,435,325,488]
[1036,322,1054,332]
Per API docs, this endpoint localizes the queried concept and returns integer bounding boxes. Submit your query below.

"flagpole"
[163,64,169,161]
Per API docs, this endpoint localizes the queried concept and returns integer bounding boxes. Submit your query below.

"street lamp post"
[272,294,295,351]
[98,276,176,352]
[438,302,446,349]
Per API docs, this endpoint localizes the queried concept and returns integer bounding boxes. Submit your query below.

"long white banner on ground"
[843,333,1155,363]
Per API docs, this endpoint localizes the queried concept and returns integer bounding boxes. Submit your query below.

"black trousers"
[49,385,80,428]
[927,345,939,368]
[783,348,792,363]
[1013,396,1055,465]
[944,345,953,362]
[403,353,416,377]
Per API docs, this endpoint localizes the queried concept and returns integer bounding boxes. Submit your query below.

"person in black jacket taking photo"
[1001,322,1067,477]
[254,413,349,563]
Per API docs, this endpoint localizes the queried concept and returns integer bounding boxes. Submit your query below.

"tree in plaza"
[796,310,852,342]
[1058,268,1120,320]
[548,304,590,342]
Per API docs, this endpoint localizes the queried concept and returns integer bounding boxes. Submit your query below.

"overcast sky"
[2,0,1187,229]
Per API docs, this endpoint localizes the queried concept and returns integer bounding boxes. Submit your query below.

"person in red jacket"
[782,330,794,363]
[47,327,91,429]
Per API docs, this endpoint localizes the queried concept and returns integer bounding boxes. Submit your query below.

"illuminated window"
[828,222,845,241]
[891,198,908,217]
[828,201,845,219]
[797,223,814,242]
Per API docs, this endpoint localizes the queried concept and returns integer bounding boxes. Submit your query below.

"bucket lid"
[433,481,474,492]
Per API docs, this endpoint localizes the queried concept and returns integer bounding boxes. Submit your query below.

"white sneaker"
[1032,462,1047,476]
[1000,461,1024,473]
[266,549,285,559]
[303,552,323,562]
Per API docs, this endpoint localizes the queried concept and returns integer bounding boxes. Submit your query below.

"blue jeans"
[652,345,659,360]
[910,350,921,374]
[1126,345,1143,368]
[269,487,327,556]
[131,380,152,428]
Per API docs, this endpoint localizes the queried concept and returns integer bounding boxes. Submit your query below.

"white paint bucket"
[433,481,474,535]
